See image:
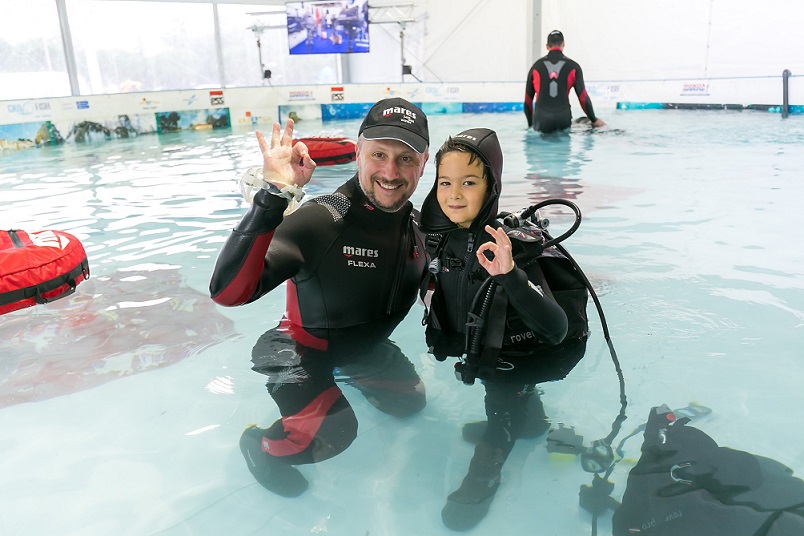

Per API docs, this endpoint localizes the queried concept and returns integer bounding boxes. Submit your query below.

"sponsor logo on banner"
[76,100,90,109]
[139,98,159,110]
[383,86,420,99]
[331,86,344,101]
[210,90,224,106]
[588,84,620,98]
[681,83,709,96]
[425,85,460,100]
[6,101,51,116]
[238,111,272,126]
[289,90,315,101]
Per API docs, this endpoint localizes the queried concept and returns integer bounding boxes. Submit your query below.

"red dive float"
[0,229,90,316]
[293,137,357,166]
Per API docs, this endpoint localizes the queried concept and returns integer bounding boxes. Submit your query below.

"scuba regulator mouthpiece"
[580,439,617,474]
[454,361,477,385]
[498,199,582,251]
[496,207,541,229]
[499,206,540,228]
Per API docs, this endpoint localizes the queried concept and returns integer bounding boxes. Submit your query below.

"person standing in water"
[419,128,590,529]
[524,30,606,133]
[209,98,430,496]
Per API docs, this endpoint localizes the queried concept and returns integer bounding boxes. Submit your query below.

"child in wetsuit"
[419,128,586,529]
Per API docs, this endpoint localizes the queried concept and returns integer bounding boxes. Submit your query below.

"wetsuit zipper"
[386,220,409,314]
[453,232,474,332]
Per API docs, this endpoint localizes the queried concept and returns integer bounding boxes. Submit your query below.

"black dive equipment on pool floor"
[610,404,804,536]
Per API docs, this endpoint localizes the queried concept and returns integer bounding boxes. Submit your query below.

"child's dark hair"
[435,137,493,192]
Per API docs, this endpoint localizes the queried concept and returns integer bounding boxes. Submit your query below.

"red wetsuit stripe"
[567,68,591,114]
[527,70,540,108]
[577,88,590,113]
[263,385,343,456]
[211,231,273,306]
[567,69,577,96]
[281,282,329,351]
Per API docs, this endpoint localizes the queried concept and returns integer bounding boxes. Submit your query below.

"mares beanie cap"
[547,30,564,45]
[359,98,429,154]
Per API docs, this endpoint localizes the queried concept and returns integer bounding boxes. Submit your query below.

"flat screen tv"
[286,0,370,55]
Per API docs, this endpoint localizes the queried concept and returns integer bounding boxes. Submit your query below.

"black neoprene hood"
[420,127,504,234]
[448,128,503,189]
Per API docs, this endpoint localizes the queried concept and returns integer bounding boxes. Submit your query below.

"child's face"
[436,151,489,229]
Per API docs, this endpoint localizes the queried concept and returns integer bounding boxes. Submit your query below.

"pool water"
[1,110,803,535]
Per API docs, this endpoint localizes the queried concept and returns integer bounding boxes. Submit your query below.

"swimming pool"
[2,109,803,535]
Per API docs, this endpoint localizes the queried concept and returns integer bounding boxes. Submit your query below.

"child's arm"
[476,224,568,344]
[493,262,568,345]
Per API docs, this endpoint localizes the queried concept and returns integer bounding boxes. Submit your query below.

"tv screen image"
[286,0,369,55]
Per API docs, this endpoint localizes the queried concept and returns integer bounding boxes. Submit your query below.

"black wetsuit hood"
[420,128,504,234]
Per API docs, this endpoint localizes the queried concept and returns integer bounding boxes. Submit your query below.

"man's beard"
[363,177,408,213]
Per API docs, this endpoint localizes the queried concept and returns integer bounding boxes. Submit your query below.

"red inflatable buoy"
[293,137,357,166]
[0,229,90,316]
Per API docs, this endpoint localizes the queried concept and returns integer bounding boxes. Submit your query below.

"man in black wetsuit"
[524,30,606,133]
[209,98,429,496]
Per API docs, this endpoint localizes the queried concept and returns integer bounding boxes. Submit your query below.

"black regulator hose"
[500,198,582,251]
[462,276,496,384]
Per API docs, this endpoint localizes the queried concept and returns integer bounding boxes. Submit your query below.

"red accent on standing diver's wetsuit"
[565,69,591,113]
[567,70,577,95]
[523,47,598,127]
[525,71,541,118]
[263,386,343,456]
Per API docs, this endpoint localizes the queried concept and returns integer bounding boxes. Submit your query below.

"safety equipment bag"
[0,229,90,316]
[293,137,357,166]
[612,405,804,536]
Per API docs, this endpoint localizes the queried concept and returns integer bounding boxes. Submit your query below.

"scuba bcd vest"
[422,199,593,385]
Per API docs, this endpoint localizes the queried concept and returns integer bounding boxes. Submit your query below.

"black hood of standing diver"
[419,128,504,234]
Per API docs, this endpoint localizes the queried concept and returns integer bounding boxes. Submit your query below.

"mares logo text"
[344,245,378,268]
[343,246,379,258]
[383,107,416,124]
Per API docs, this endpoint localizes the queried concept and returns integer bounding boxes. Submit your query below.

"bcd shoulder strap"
[459,283,509,383]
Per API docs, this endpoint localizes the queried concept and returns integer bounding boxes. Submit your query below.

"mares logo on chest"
[347,259,377,268]
[343,245,379,269]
